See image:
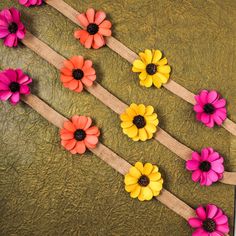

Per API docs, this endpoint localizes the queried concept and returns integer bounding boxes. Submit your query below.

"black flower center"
[74,129,86,141]
[138,175,150,187]
[146,63,157,75]
[87,23,99,35]
[133,115,146,129]
[8,22,18,34]
[72,69,84,80]
[9,82,20,92]
[203,103,215,114]
[199,161,211,172]
[202,219,216,232]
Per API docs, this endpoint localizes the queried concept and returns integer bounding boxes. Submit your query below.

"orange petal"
[99,20,112,29]
[84,117,92,130]
[95,11,106,25]
[74,30,89,44]
[84,67,96,76]
[70,56,84,69]
[85,135,99,145]
[86,8,95,23]
[84,140,96,149]
[77,116,88,129]
[98,28,111,37]
[94,33,105,47]
[60,75,73,83]
[82,77,93,87]
[74,81,83,93]
[77,13,89,27]
[64,120,76,132]
[82,60,93,70]
[84,35,94,48]
[60,67,72,76]
[70,146,77,155]
[60,128,71,135]
[76,141,86,154]
[63,60,74,70]
[86,126,99,135]
[60,132,74,140]
[72,115,80,126]
[65,139,76,150]
[86,75,96,81]
[68,79,79,90]
[92,42,100,49]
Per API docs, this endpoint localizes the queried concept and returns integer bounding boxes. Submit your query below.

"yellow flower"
[120,103,159,141]
[132,49,171,88]
[124,162,163,201]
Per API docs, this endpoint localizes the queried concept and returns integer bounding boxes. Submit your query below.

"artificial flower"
[0,68,32,105]
[18,0,43,7]
[74,8,112,49]
[124,162,163,201]
[60,56,96,93]
[0,7,26,47]
[188,204,229,235]
[186,147,224,186]
[60,115,100,155]
[194,90,227,128]
[132,49,171,88]
[120,103,159,141]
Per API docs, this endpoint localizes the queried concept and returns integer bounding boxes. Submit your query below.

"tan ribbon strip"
[45,0,236,137]
[21,31,236,185]
[21,93,195,221]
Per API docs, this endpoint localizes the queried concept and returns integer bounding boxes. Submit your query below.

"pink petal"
[192,228,208,236]
[214,110,227,121]
[213,114,224,126]
[201,148,210,161]
[207,170,219,182]
[5,69,17,82]
[201,113,210,124]
[192,170,202,182]
[0,29,9,38]
[0,90,12,100]
[16,29,25,39]
[0,72,11,85]
[0,82,9,90]
[194,95,203,106]
[192,152,201,161]
[210,232,223,236]
[216,224,229,233]
[193,104,203,112]
[4,33,17,47]
[94,11,106,25]
[19,84,30,94]
[3,9,13,23]
[211,160,224,173]
[207,90,218,103]
[205,117,215,128]
[214,215,228,225]
[199,90,208,104]
[186,160,200,171]
[10,92,20,105]
[10,8,20,22]
[200,172,208,185]
[188,218,203,228]
[213,99,226,108]
[208,152,220,162]
[206,204,218,219]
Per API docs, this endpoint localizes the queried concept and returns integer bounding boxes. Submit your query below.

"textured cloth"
[0,0,235,235]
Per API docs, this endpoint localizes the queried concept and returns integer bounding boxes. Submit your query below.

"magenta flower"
[18,0,43,7]
[189,204,229,236]
[186,147,224,186]
[194,90,227,128]
[0,69,32,105]
[0,8,26,47]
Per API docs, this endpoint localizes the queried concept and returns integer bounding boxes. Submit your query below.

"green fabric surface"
[0,0,236,235]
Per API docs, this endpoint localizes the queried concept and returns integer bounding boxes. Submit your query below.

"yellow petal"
[135,162,144,173]
[151,165,159,173]
[144,49,153,64]
[133,60,146,70]
[121,121,133,128]
[130,185,141,198]
[125,107,136,118]
[137,104,146,115]
[139,71,148,80]
[152,190,160,197]
[145,105,154,115]
[149,181,163,192]
[157,57,168,66]
[132,136,140,141]
[126,125,138,138]
[120,113,131,122]
[155,72,169,84]
[158,65,171,74]
[124,174,138,185]
[129,166,141,178]
[149,172,161,181]
[140,75,152,88]
[143,163,153,175]
[152,76,162,88]
[138,191,145,201]
[145,124,157,134]
[138,128,148,141]
[141,187,153,200]
[151,119,159,126]
[139,52,147,64]
[152,50,162,64]
[145,113,157,121]
[125,183,138,192]
[132,66,143,73]
[130,103,139,114]
[147,132,153,139]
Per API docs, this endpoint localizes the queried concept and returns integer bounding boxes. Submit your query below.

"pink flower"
[186,147,224,186]
[188,204,229,235]
[18,0,43,7]
[0,8,26,47]
[194,90,227,128]
[0,69,32,105]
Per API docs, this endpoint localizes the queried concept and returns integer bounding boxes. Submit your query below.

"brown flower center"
[133,115,146,128]
[87,23,99,35]
[202,219,216,232]
[9,82,20,92]
[203,103,215,114]
[8,22,18,34]
[138,175,150,187]
[146,63,157,75]
[72,69,84,80]
[74,129,86,141]
[199,161,211,172]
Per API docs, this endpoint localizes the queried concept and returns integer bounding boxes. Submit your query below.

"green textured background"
[0,0,236,235]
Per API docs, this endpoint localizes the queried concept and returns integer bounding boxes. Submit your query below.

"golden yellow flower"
[120,103,159,141]
[132,49,171,88]
[124,162,163,201]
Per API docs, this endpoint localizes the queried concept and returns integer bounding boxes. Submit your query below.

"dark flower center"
[8,22,18,34]
[138,175,150,187]
[87,23,99,35]
[146,63,157,75]
[72,69,84,80]
[203,103,215,114]
[199,161,211,172]
[9,82,20,92]
[133,115,146,128]
[74,129,86,141]
[202,219,216,232]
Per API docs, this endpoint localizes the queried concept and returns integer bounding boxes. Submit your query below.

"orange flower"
[74,8,112,49]
[60,115,100,154]
[60,56,96,93]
